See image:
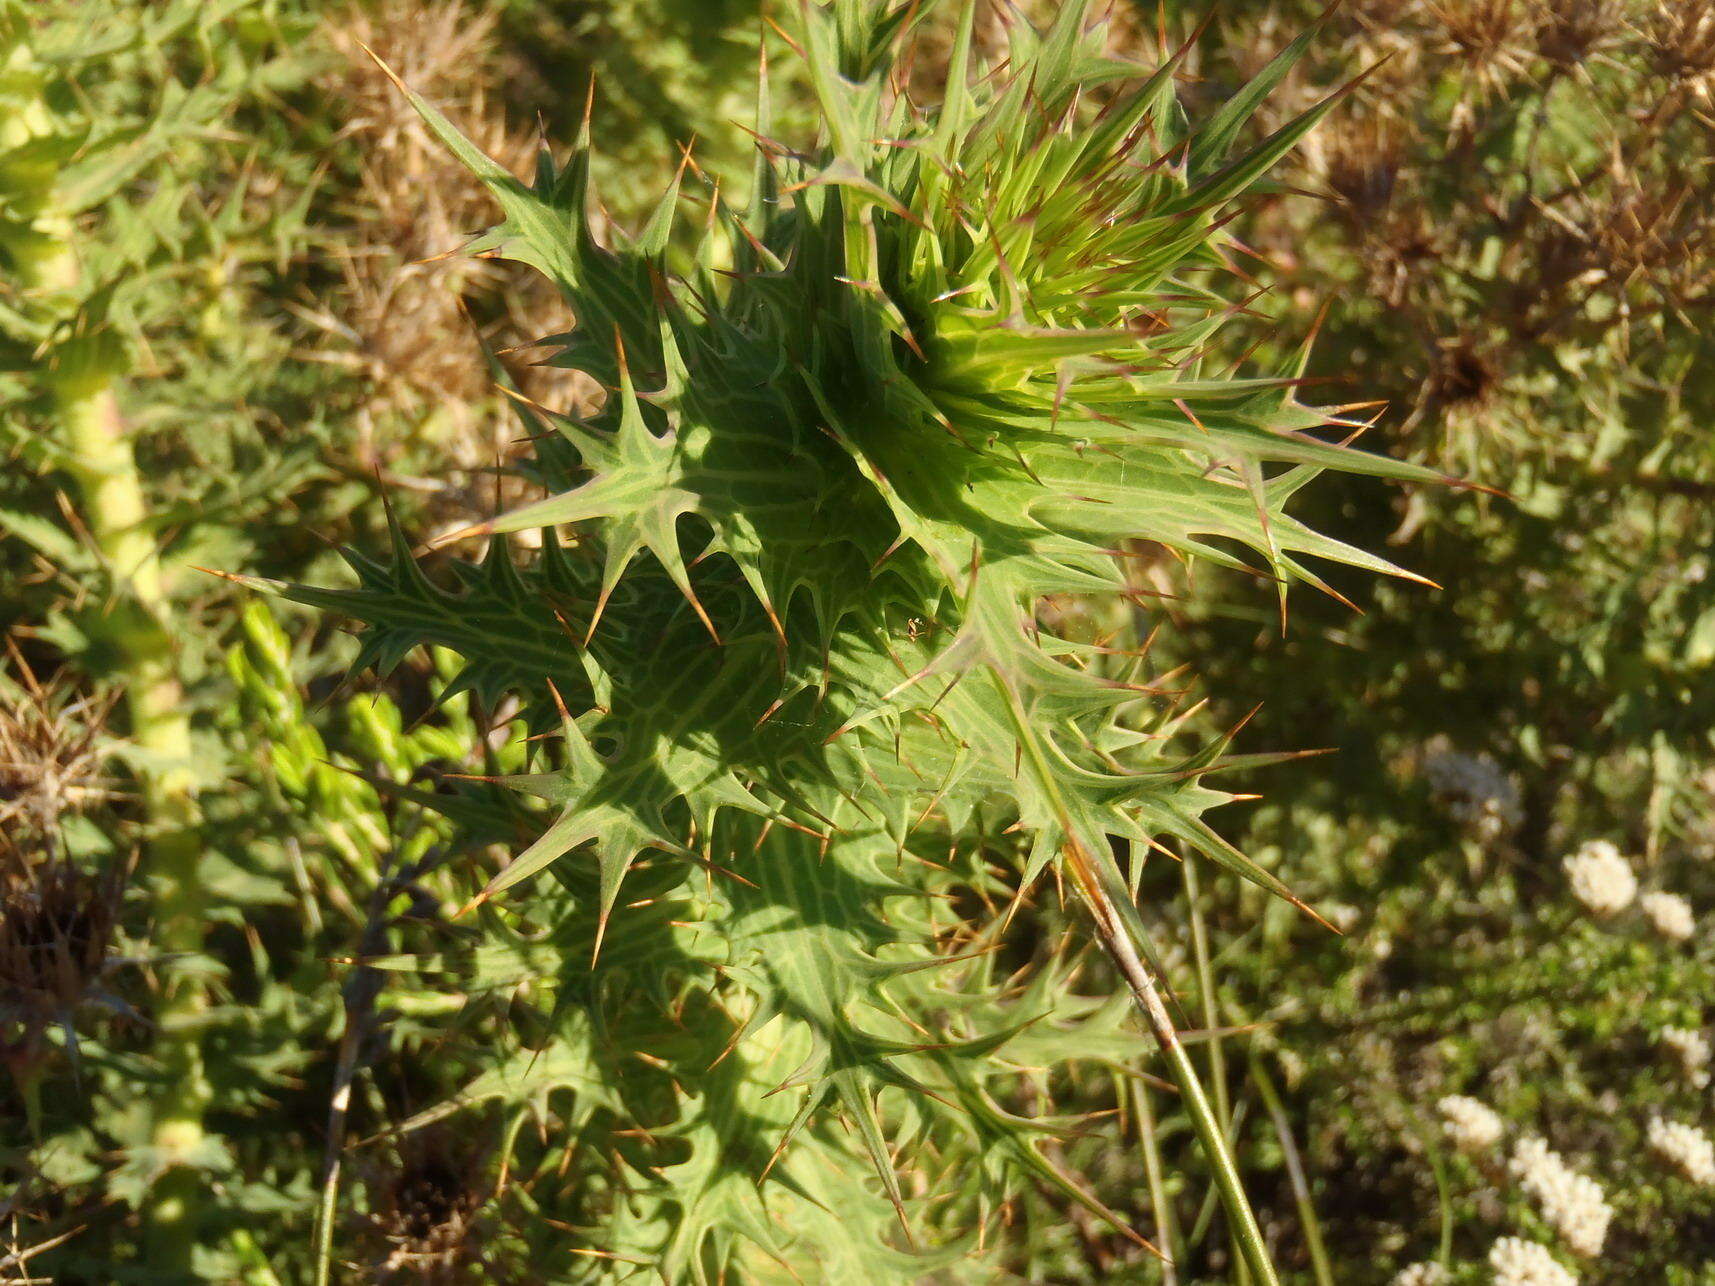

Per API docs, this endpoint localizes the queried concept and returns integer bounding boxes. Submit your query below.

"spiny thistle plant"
[262,1,1449,1277]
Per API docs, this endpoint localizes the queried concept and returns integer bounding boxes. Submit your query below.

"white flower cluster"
[1439,1094,1506,1154]
[1422,744,1522,839]
[1661,1027,1711,1088]
[1563,841,1636,916]
[1648,1116,1715,1185]
[1489,1237,1577,1286]
[1507,1137,1613,1257]
[1390,1263,1447,1286]
[1640,890,1695,942]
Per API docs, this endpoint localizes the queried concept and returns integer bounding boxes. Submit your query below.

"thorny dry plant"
[0,640,117,849]
[1428,0,1535,89]
[1644,0,1715,94]
[0,838,128,1082]
[1215,0,1715,475]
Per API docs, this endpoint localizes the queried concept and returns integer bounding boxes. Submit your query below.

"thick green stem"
[50,287,211,1271]
[5,49,210,1268]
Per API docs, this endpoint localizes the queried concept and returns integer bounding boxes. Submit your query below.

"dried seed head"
[1430,0,1533,86]
[1520,220,1596,319]
[1325,113,1406,223]
[1645,0,1715,94]
[0,842,125,1078]
[1530,0,1627,70]
[1428,339,1503,416]
[360,1126,490,1281]
[1362,211,1445,309]
[0,641,116,848]
[1584,165,1715,305]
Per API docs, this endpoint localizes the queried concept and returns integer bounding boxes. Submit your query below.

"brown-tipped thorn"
[678,580,722,646]
[1173,398,1207,433]
[422,521,493,554]
[583,580,617,646]
[355,41,408,97]
[544,677,574,728]
[191,565,251,586]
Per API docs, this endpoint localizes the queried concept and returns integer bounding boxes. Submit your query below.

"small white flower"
[1660,1027,1711,1087]
[1439,1094,1505,1154]
[1507,1137,1612,1257]
[1649,1116,1715,1184]
[1640,890,1695,942]
[1488,1236,1576,1286]
[1563,841,1636,916]
[1508,1136,1552,1179]
[1391,1263,1448,1286]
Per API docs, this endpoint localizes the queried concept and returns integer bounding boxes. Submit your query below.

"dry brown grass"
[313,0,577,499]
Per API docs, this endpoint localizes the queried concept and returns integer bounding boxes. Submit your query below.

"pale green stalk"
[1134,1079,1182,1283]
[1251,1054,1332,1286]
[1181,852,1249,1284]
[41,263,211,1275]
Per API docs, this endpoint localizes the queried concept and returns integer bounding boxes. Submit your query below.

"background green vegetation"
[0,1,1709,1282]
